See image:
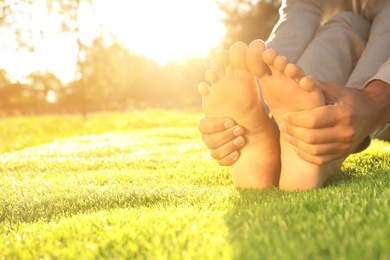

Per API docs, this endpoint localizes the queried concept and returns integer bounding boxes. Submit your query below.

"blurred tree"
[0,69,14,108]
[0,0,219,112]
[63,37,160,107]
[0,69,63,112]
[48,0,93,116]
[0,0,93,51]
[65,37,209,109]
[0,70,29,110]
[25,71,63,111]
[218,0,281,47]
[0,0,38,52]
[175,57,211,107]
[0,0,95,116]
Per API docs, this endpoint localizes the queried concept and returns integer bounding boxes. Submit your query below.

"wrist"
[364,80,390,125]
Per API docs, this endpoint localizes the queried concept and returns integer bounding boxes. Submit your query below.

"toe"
[262,49,278,66]
[198,82,210,96]
[299,76,319,92]
[284,63,305,81]
[229,41,248,70]
[216,50,229,66]
[205,70,218,84]
[246,39,271,77]
[273,55,288,73]
[211,59,225,78]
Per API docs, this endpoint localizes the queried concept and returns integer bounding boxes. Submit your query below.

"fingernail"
[224,120,234,128]
[233,127,243,136]
[279,124,286,133]
[233,137,245,147]
[229,151,239,159]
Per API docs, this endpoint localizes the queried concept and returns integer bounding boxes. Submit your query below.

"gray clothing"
[265,0,390,139]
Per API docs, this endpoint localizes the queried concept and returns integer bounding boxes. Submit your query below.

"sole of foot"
[246,39,340,190]
[199,41,281,189]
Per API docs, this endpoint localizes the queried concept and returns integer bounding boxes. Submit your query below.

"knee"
[369,2,390,24]
[370,3,390,36]
[325,11,367,29]
[320,11,370,38]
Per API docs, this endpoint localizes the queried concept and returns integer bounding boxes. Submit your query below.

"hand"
[279,80,386,165]
[198,116,246,166]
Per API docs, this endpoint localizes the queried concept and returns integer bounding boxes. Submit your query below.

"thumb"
[318,81,341,105]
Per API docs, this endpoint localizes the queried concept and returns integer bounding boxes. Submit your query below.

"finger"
[281,120,356,145]
[318,81,345,105]
[198,116,243,134]
[294,148,347,166]
[283,134,352,157]
[284,105,338,128]
[218,151,240,166]
[209,137,245,160]
[203,128,245,149]
[281,124,349,145]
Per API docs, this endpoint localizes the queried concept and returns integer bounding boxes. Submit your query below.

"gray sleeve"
[366,60,390,87]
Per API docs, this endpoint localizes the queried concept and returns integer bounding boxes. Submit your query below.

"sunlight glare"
[0,0,227,82]
[94,0,226,64]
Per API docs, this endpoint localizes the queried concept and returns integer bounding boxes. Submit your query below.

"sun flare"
[0,0,227,82]
[94,0,226,64]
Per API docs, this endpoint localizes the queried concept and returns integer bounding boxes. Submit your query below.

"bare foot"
[246,39,342,190]
[199,42,280,189]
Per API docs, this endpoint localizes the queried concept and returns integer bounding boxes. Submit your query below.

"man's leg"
[296,11,370,84]
[274,11,370,189]
[347,4,390,89]
[266,0,350,63]
[197,0,353,168]
[292,11,371,155]
[278,9,390,170]
[346,4,390,141]
[247,41,340,191]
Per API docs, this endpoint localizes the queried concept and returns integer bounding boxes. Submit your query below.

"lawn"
[0,110,389,259]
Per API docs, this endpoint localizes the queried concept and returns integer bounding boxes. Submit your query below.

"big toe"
[246,39,271,77]
[229,41,249,71]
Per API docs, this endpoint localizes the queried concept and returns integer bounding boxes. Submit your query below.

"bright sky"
[0,0,226,83]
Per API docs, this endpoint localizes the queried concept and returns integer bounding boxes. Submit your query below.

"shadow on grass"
[223,146,390,259]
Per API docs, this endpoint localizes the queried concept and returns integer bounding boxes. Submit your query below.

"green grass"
[0,110,389,259]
